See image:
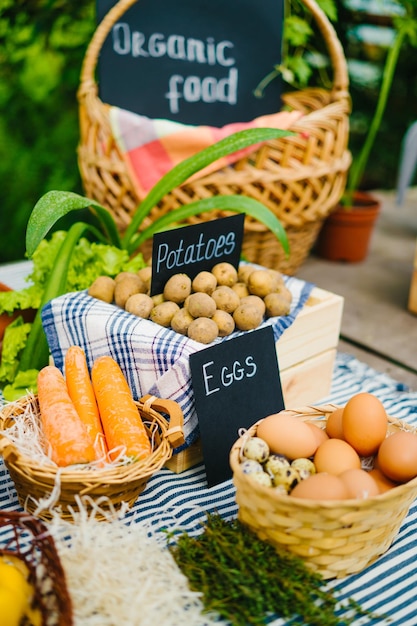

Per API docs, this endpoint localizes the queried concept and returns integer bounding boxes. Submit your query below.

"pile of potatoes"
[88,262,292,344]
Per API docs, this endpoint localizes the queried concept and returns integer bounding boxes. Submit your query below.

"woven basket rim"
[230,403,417,508]
[0,394,183,484]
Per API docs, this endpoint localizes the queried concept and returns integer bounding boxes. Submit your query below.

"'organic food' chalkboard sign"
[96,0,284,125]
[190,325,284,487]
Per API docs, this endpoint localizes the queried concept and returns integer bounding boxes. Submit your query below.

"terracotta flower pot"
[315,191,381,263]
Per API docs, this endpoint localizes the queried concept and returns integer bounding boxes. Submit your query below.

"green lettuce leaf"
[0,318,32,384]
[65,239,145,291]
[1,370,39,402]
[0,232,146,394]
[0,285,41,314]
[0,232,147,316]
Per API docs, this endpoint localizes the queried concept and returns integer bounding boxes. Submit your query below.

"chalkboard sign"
[189,325,285,487]
[150,214,244,296]
[96,0,284,125]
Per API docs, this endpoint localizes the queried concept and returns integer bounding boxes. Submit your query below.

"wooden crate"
[166,286,344,473]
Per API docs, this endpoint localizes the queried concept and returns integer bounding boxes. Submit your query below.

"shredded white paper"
[1,394,53,465]
[47,501,219,626]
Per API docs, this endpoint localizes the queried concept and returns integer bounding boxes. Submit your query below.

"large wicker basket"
[0,394,184,521]
[77,0,351,274]
[0,510,73,625]
[230,404,417,579]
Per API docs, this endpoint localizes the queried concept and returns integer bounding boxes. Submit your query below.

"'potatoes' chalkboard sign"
[96,0,284,125]
[150,214,244,296]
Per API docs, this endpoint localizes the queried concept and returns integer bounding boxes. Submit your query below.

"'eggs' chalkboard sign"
[190,325,284,487]
[96,0,284,125]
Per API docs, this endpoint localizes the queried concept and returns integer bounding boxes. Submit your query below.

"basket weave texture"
[230,404,417,579]
[0,510,73,625]
[0,394,184,521]
[77,0,351,274]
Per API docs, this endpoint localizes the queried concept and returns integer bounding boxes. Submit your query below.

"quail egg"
[240,459,264,475]
[271,466,301,492]
[291,458,316,475]
[242,436,270,463]
[264,454,290,475]
[249,471,273,488]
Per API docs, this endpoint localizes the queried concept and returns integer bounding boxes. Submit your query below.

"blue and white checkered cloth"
[41,274,314,449]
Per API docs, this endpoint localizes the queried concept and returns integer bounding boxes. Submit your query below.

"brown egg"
[326,407,345,439]
[377,431,417,483]
[307,423,329,448]
[342,392,388,456]
[256,413,317,460]
[369,468,398,493]
[290,473,349,500]
[314,438,361,475]
[339,468,379,499]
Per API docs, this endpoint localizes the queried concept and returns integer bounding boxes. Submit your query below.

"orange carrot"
[65,345,108,462]
[37,365,97,467]
[91,355,152,461]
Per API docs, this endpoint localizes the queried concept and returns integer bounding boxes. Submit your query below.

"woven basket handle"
[79,0,348,98]
[140,394,185,449]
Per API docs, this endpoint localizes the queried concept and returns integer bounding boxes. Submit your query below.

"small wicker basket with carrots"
[0,392,184,521]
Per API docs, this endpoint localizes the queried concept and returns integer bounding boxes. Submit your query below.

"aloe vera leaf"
[26,190,121,257]
[19,222,89,372]
[122,127,295,246]
[126,195,290,257]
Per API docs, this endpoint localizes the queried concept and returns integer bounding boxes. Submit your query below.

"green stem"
[346,25,408,203]
[18,222,88,372]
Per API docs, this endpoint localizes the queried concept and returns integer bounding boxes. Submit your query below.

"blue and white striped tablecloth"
[1,352,417,625]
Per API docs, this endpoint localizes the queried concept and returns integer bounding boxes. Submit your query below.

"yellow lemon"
[0,560,32,614]
[0,555,29,579]
[0,587,27,626]
[0,560,29,588]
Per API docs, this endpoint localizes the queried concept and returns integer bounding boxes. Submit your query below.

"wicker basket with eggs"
[230,392,417,579]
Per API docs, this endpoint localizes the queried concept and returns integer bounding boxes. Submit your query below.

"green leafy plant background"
[0,0,96,265]
[1,0,417,265]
